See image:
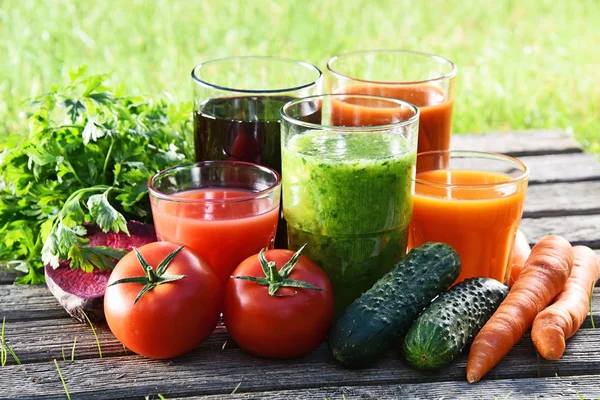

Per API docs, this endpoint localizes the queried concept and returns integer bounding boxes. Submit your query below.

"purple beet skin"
[45,221,157,323]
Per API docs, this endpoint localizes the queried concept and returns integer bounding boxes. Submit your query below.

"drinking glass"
[192,56,322,248]
[408,150,529,285]
[327,50,456,158]
[148,161,281,284]
[281,94,419,313]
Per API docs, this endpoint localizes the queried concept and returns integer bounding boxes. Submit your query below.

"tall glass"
[408,151,529,285]
[281,94,419,314]
[192,56,322,248]
[148,161,281,285]
[327,50,456,161]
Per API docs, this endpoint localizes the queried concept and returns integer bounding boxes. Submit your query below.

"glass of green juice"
[280,94,419,314]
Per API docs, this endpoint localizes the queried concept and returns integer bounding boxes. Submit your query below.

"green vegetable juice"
[282,130,416,313]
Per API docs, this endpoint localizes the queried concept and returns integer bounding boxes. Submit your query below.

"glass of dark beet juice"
[191,57,323,249]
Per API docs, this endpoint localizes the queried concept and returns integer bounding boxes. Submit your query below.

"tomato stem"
[146,265,158,283]
[231,245,322,297]
[109,246,187,304]
[268,264,281,283]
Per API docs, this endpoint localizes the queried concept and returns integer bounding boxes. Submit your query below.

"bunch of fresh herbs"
[0,66,193,284]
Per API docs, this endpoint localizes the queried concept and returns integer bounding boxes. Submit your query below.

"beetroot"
[45,221,157,322]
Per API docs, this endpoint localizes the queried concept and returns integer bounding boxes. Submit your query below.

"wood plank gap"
[503,148,583,157]
[526,177,600,186]
[523,208,600,219]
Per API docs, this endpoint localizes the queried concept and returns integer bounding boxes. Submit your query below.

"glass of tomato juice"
[281,94,419,314]
[408,151,529,285]
[327,50,456,171]
[148,161,281,285]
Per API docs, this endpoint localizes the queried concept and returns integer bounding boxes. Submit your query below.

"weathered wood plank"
[0,285,68,321]
[1,324,600,398]
[0,268,21,285]
[512,153,600,184]
[452,129,582,156]
[523,181,600,218]
[0,318,232,364]
[520,214,600,248]
[3,284,599,364]
[188,374,600,399]
[416,151,600,184]
[1,248,599,323]
[0,318,127,364]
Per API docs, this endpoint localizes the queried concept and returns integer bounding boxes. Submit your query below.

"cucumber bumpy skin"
[327,242,461,368]
[403,277,508,370]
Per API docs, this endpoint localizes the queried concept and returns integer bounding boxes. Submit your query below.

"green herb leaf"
[0,67,193,282]
[81,118,104,145]
[79,246,128,271]
[61,98,86,121]
[87,191,128,234]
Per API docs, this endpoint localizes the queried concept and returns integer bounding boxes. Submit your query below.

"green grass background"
[1,0,599,153]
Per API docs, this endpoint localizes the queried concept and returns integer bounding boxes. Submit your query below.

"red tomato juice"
[150,188,279,284]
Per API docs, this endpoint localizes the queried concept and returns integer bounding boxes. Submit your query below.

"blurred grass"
[0,0,599,154]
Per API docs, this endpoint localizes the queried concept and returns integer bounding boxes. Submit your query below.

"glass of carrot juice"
[148,161,281,285]
[327,50,456,170]
[408,151,529,285]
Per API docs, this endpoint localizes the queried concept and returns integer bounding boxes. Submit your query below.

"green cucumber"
[403,277,508,370]
[327,242,461,368]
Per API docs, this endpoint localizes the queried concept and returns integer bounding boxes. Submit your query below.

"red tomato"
[104,242,222,359]
[223,248,334,358]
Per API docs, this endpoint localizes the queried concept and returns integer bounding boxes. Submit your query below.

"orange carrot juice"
[151,188,279,284]
[337,84,453,155]
[409,169,527,284]
[327,50,456,157]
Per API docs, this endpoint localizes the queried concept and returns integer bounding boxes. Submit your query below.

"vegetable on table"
[508,229,531,288]
[328,242,461,368]
[466,235,574,383]
[0,66,193,284]
[403,277,508,370]
[44,221,156,322]
[104,242,221,359]
[531,245,600,360]
[223,246,334,359]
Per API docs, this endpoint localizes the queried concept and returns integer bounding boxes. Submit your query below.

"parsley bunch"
[0,67,193,284]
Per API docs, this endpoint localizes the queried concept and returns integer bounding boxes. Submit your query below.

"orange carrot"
[531,246,600,360]
[466,235,573,383]
[508,229,531,288]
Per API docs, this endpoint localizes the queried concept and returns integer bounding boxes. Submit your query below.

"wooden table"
[1,129,600,399]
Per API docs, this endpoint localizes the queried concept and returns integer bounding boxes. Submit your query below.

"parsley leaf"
[86,190,128,234]
[0,67,193,283]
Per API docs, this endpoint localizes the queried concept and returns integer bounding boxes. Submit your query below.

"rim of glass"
[148,161,282,203]
[327,49,457,85]
[281,94,420,131]
[414,150,529,189]
[191,56,323,94]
